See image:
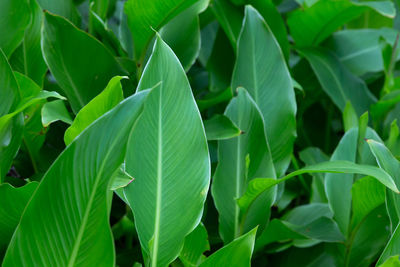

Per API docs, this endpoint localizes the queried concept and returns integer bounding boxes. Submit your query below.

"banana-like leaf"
[212,88,275,243]
[37,0,81,26]
[2,90,149,266]
[124,35,210,266]
[232,5,296,176]
[41,100,73,127]
[0,182,38,253]
[179,223,210,267]
[41,12,125,113]
[237,160,399,219]
[0,0,30,57]
[324,128,357,236]
[199,227,257,267]
[204,114,241,141]
[124,0,197,62]
[0,49,20,117]
[367,139,400,230]
[287,0,395,47]
[64,76,125,145]
[300,48,376,116]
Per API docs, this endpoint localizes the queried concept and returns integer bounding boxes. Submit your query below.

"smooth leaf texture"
[199,227,257,267]
[237,160,399,218]
[367,139,400,230]
[124,0,197,61]
[124,36,210,266]
[204,114,241,141]
[232,5,296,176]
[179,223,210,267]
[324,128,357,236]
[0,50,20,117]
[212,88,275,243]
[2,90,149,266]
[41,100,73,127]
[64,76,125,145]
[0,182,38,253]
[0,0,30,57]
[301,48,376,116]
[37,0,81,26]
[41,12,125,113]
[288,0,395,47]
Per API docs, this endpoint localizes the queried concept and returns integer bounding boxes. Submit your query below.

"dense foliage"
[2,0,400,266]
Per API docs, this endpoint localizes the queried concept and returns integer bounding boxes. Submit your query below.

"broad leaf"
[124,35,210,266]
[124,0,197,62]
[300,48,376,116]
[37,0,81,26]
[212,88,275,243]
[179,223,210,267]
[41,12,125,113]
[2,90,149,266]
[41,100,73,127]
[232,5,296,176]
[0,182,38,254]
[287,0,395,47]
[199,227,257,267]
[64,76,125,145]
[0,0,30,57]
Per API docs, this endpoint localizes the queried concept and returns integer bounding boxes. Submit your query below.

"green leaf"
[64,76,125,145]
[9,0,47,86]
[204,114,241,140]
[328,28,400,76]
[287,0,395,47]
[124,0,197,62]
[123,35,210,266]
[2,90,149,266]
[300,48,376,116]
[36,0,81,26]
[41,100,73,127]
[379,255,400,267]
[0,182,38,254]
[237,160,400,220]
[109,163,134,191]
[0,0,30,57]
[199,227,257,267]
[161,0,208,71]
[232,5,296,176]
[343,102,358,132]
[0,50,20,117]
[212,88,275,243]
[324,128,357,236]
[367,139,400,230]
[41,11,125,113]
[179,223,210,267]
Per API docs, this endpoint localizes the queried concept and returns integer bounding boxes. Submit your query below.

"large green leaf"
[204,114,241,141]
[41,12,125,113]
[378,225,400,266]
[36,0,81,26]
[0,50,20,117]
[232,5,296,176]
[123,35,210,266]
[2,90,149,266]
[41,100,73,127]
[124,0,197,62]
[367,139,400,230]
[179,223,210,267]
[0,0,30,57]
[237,160,399,218]
[160,0,208,71]
[64,76,125,145]
[0,182,38,254]
[287,0,395,47]
[300,48,376,116]
[199,227,257,267]
[9,0,47,86]
[328,28,400,76]
[324,128,357,236]
[212,88,275,243]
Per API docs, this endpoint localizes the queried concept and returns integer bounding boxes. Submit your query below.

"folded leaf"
[238,160,399,219]
[64,76,125,145]
[41,100,73,127]
[232,6,296,176]
[179,223,210,267]
[124,35,210,266]
[2,90,149,267]
[199,227,257,267]
[204,114,241,140]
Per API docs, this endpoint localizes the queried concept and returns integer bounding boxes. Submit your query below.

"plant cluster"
[2,0,400,266]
